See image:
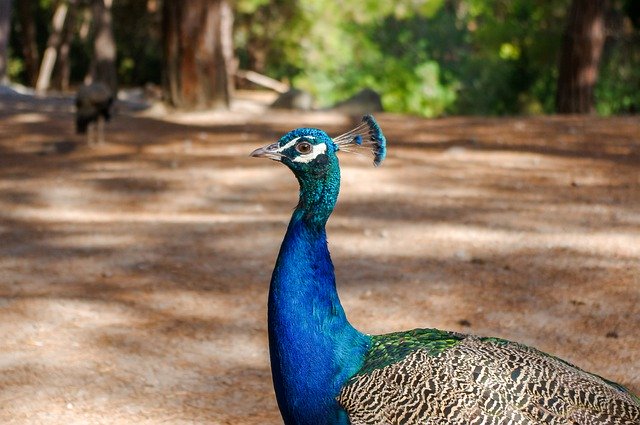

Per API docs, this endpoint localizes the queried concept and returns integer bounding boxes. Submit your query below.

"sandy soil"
[0,92,639,424]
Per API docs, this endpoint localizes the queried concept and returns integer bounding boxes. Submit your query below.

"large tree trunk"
[556,0,609,114]
[90,0,117,94]
[162,0,234,110]
[16,0,39,86]
[0,0,11,84]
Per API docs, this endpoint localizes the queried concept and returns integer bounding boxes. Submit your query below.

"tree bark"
[16,0,39,86]
[0,0,11,84]
[162,0,234,110]
[90,0,117,94]
[36,1,68,93]
[53,0,78,92]
[556,0,609,114]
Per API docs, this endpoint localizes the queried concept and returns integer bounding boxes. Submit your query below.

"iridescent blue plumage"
[251,125,374,424]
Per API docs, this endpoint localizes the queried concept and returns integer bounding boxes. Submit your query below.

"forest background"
[2,0,639,117]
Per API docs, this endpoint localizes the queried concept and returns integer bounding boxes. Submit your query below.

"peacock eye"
[296,141,313,154]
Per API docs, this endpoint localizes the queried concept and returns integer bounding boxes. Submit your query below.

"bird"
[250,115,640,425]
[75,81,114,146]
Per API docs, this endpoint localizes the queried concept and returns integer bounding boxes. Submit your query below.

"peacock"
[250,115,640,425]
[75,81,114,145]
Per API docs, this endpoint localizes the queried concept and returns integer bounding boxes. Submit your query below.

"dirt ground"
[0,91,639,424]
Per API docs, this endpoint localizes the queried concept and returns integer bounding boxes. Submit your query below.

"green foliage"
[7,56,25,81]
[198,0,640,115]
[235,0,311,82]
[274,0,574,116]
[596,37,640,115]
[290,1,458,116]
[428,0,570,115]
[595,2,640,115]
[111,0,162,87]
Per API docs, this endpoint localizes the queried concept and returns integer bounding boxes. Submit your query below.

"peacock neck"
[292,162,341,228]
[268,164,371,425]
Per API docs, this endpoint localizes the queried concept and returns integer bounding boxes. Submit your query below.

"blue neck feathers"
[268,158,370,425]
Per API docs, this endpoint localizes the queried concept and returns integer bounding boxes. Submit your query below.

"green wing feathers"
[354,328,466,376]
[338,329,640,424]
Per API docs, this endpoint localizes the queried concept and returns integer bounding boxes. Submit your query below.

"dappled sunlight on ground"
[0,99,638,423]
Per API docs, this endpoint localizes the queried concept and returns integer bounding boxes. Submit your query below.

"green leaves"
[282,0,571,116]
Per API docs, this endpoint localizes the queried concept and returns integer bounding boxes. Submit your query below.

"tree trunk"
[162,0,234,110]
[16,0,39,86]
[53,0,78,92]
[556,0,609,114]
[90,0,117,94]
[36,1,68,93]
[0,0,11,84]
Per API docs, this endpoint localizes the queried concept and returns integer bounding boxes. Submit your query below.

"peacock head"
[250,115,386,179]
[250,127,339,178]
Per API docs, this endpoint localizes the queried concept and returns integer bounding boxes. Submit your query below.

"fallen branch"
[236,70,289,93]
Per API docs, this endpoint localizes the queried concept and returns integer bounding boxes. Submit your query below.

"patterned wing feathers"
[338,332,640,424]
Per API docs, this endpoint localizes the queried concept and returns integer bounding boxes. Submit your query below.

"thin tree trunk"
[90,0,117,94]
[53,0,78,92]
[556,0,609,114]
[36,1,68,93]
[162,0,233,110]
[0,0,11,84]
[16,0,39,86]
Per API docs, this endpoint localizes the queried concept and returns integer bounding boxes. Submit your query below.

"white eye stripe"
[275,136,316,153]
[276,137,300,152]
[292,142,327,163]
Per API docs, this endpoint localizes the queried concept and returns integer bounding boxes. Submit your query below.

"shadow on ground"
[0,102,638,423]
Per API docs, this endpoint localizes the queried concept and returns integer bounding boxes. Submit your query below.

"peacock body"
[250,116,640,425]
[75,81,114,145]
[341,329,639,424]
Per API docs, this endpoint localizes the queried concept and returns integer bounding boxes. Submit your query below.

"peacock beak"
[250,143,282,161]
